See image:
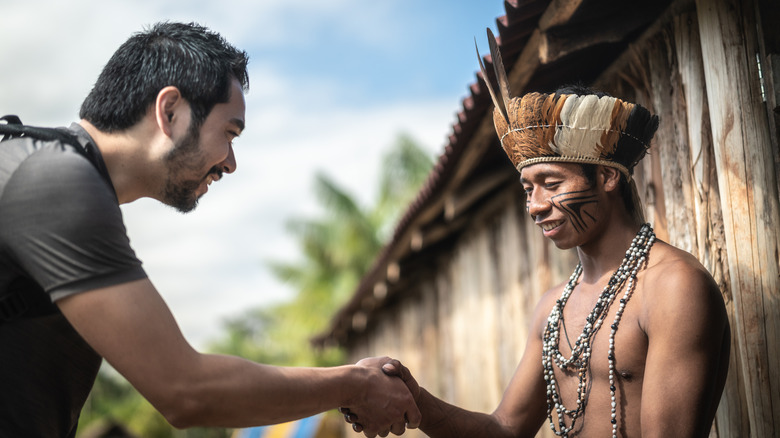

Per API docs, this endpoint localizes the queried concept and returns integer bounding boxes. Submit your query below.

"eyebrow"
[520,170,566,184]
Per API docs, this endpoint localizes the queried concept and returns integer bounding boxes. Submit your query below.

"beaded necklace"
[542,224,655,437]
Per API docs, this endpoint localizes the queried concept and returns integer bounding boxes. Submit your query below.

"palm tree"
[212,133,434,367]
[374,133,437,238]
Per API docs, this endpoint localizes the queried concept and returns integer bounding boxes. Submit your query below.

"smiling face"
[520,162,606,249]
[161,78,245,213]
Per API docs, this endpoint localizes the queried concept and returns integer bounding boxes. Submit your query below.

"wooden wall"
[344,0,779,436]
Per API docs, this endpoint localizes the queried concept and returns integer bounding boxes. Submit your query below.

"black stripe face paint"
[551,189,598,233]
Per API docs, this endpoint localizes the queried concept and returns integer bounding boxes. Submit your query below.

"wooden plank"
[507,29,544,93]
[672,10,749,437]
[539,13,655,64]
[538,0,585,30]
[436,267,457,404]
[444,167,516,221]
[673,12,712,263]
[695,0,780,435]
[412,214,469,251]
[447,227,503,411]
[475,225,503,410]
[647,28,698,252]
[493,190,529,386]
[597,48,671,241]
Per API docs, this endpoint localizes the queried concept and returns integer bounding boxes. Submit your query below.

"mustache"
[207,166,223,180]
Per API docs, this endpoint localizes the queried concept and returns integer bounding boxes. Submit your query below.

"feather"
[600,100,623,155]
[487,28,511,119]
[494,89,659,176]
[584,96,618,156]
[540,94,559,151]
[614,105,657,167]
[513,94,554,159]
[475,37,508,123]
[552,95,576,155]
[554,95,616,158]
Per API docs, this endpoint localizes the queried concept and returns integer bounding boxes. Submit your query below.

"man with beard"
[0,22,419,437]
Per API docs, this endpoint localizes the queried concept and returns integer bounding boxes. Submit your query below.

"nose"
[526,190,551,219]
[220,145,237,174]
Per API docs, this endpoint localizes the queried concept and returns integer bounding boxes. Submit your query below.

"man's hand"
[341,357,421,437]
[361,356,421,402]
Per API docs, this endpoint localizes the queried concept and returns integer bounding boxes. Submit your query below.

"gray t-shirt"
[0,123,146,437]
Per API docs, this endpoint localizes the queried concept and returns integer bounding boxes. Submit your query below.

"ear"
[155,86,184,137]
[600,166,622,192]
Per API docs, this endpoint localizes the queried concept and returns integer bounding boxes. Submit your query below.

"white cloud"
[121,95,456,348]
[1,0,472,349]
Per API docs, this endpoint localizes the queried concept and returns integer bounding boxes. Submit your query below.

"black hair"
[554,83,611,98]
[578,163,637,218]
[79,21,249,132]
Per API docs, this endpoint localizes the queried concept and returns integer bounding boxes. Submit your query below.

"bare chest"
[541,282,649,436]
[553,287,649,380]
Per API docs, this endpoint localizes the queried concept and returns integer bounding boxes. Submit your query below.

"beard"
[161,123,219,213]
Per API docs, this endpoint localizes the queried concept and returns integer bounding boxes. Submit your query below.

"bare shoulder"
[530,280,569,336]
[639,239,727,334]
[643,240,719,295]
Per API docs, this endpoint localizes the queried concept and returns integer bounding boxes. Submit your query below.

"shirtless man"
[343,85,730,437]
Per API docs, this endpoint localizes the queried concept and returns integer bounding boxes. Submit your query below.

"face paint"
[550,188,598,233]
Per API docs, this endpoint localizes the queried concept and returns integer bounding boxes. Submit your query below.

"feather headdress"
[476,29,658,179]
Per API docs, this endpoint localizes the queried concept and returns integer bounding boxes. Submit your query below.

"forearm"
[156,353,365,428]
[416,388,516,438]
[58,283,415,431]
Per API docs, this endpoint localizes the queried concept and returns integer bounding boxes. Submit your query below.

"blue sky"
[0,0,507,348]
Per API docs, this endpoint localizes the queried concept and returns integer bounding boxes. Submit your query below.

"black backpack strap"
[2,115,87,157]
[0,115,114,190]
[0,115,24,140]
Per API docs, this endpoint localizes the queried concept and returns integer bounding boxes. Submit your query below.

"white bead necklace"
[542,224,655,437]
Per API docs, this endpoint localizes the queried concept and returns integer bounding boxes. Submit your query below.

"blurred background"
[0,0,505,436]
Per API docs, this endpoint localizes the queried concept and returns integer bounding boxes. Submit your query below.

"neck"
[79,119,168,204]
[575,213,643,284]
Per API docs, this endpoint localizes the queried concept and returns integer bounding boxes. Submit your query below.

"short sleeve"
[0,145,146,301]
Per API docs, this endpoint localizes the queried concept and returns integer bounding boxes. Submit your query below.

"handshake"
[339,357,422,438]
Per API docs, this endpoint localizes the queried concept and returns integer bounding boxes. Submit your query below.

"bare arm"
[347,291,557,438]
[640,255,730,437]
[416,335,548,438]
[56,278,420,434]
[347,357,524,437]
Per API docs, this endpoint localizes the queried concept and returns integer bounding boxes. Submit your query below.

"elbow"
[159,396,208,429]
[161,406,197,430]
[153,382,211,429]
[142,354,216,428]
[489,411,541,438]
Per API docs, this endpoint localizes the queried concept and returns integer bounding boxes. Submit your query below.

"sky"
[0,0,507,349]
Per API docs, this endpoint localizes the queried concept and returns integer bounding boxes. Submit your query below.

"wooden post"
[695,0,780,436]
[673,9,749,437]
[647,28,699,253]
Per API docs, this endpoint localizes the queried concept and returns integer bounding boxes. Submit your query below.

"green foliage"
[374,133,436,236]
[211,132,433,367]
[78,368,230,438]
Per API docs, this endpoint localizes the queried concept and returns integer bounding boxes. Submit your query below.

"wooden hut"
[316,0,779,436]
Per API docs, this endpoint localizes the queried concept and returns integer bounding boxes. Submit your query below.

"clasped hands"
[340,356,421,437]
